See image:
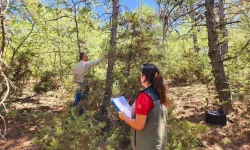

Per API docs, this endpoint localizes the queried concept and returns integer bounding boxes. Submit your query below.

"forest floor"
[168,84,250,150]
[0,83,250,150]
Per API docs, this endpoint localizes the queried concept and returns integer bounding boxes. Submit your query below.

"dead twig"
[1,71,10,113]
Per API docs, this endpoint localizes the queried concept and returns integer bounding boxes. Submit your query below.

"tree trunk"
[205,0,233,114]
[189,0,200,53]
[219,0,228,56]
[102,0,119,114]
[73,2,81,54]
[0,1,6,54]
[0,0,7,92]
[57,4,63,78]
[0,0,2,76]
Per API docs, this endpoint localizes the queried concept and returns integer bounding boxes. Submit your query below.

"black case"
[205,110,227,126]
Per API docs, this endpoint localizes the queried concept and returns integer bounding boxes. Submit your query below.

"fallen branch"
[1,71,10,113]
[0,58,9,68]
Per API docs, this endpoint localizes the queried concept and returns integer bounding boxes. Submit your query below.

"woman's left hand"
[118,111,126,120]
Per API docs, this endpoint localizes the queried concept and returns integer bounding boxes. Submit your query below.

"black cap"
[140,63,159,83]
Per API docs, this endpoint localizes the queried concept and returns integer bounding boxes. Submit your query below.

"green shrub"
[33,71,60,94]
[167,108,209,150]
[33,110,106,150]
[106,125,131,150]
[166,51,212,85]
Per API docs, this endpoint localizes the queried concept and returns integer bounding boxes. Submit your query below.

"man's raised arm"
[85,57,104,68]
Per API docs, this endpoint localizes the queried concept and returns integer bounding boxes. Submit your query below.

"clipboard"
[110,96,132,119]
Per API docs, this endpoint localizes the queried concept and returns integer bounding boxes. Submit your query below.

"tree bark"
[57,4,63,78]
[0,0,2,74]
[205,0,233,114]
[0,0,7,88]
[219,0,228,56]
[72,1,81,54]
[0,1,6,54]
[102,0,119,114]
[189,0,200,53]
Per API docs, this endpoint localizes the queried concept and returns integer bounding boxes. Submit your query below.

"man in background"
[72,52,105,109]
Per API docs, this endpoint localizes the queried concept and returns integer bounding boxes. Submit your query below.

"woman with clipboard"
[118,64,169,150]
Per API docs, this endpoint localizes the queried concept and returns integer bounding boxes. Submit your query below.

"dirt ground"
[0,84,250,150]
[0,87,70,150]
[168,84,250,150]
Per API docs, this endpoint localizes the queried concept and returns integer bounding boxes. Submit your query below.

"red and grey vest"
[131,85,167,150]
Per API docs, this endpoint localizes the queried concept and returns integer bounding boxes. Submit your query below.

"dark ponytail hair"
[154,74,169,108]
[141,64,169,108]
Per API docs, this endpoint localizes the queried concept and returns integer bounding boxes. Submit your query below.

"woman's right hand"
[118,111,126,121]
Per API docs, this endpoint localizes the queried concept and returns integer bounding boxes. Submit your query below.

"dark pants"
[73,82,89,106]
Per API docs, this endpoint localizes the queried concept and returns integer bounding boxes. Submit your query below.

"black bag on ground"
[205,110,226,126]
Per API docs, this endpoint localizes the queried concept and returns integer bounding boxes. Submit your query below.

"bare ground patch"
[168,84,250,150]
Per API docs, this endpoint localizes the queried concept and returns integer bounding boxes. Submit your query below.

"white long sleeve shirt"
[73,58,103,83]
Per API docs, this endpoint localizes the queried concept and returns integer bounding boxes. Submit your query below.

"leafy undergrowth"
[33,110,107,150]
[33,108,132,150]
[1,84,250,150]
[167,107,209,150]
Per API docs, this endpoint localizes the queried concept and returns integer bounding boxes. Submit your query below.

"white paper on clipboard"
[110,96,132,119]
